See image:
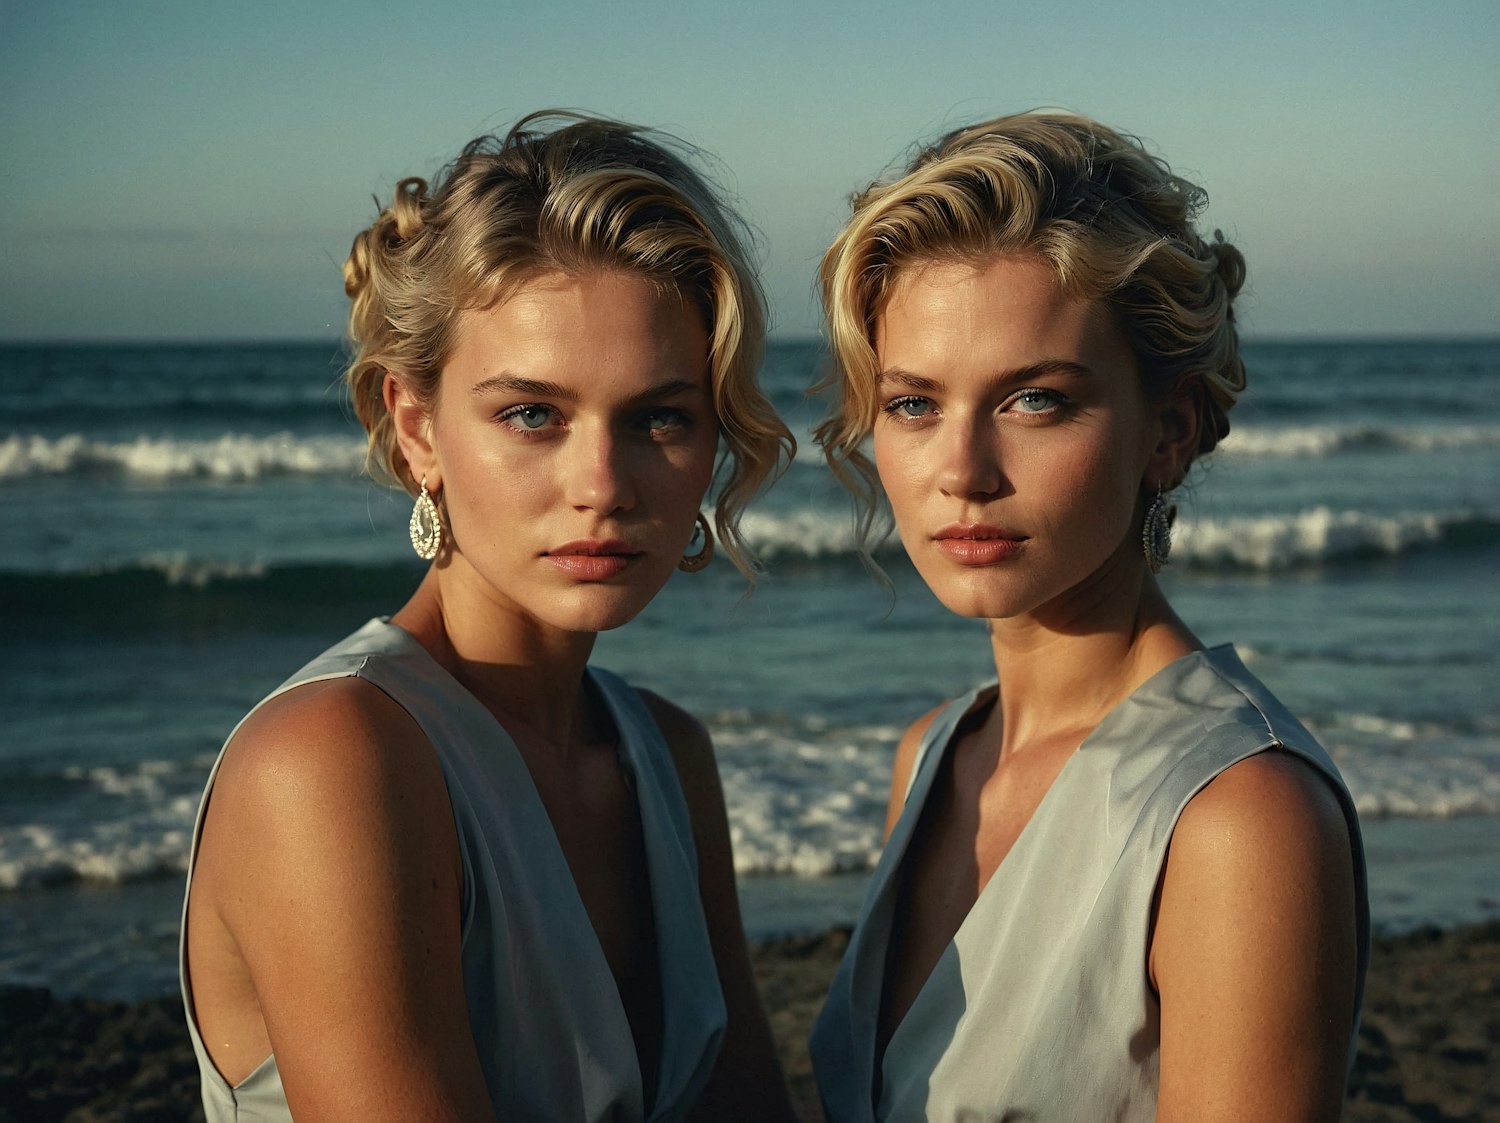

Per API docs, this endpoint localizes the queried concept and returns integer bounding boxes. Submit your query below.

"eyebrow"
[470,374,577,400]
[469,374,703,409]
[877,359,1096,390]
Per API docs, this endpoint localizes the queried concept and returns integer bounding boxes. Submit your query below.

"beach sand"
[2,922,1496,1121]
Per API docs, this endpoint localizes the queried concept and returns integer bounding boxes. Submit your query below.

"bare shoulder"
[885,704,946,838]
[200,674,457,922]
[226,674,425,757]
[191,677,488,1118]
[637,686,710,747]
[894,705,945,781]
[1158,748,1356,954]
[1152,748,1359,1120]
[212,675,440,818]
[637,687,718,800]
[1170,749,1352,870]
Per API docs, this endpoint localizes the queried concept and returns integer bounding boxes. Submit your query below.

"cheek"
[433,426,549,525]
[444,469,538,550]
[1047,436,1144,539]
[676,423,722,490]
[687,433,720,493]
[873,432,925,507]
[628,439,717,516]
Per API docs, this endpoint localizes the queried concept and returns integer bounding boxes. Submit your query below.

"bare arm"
[641,691,797,1123]
[191,679,496,1122]
[1150,751,1358,1122]
[884,706,943,841]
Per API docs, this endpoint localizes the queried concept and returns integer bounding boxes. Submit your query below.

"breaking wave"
[0,432,366,482]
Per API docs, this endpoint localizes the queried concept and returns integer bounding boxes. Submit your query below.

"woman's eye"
[499,403,555,430]
[883,396,934,419]
[641,408,690,434]
[1010,389,1065,415]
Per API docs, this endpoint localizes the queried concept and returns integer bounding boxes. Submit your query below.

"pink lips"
[932,523,1026,566]
[544,539,642,580]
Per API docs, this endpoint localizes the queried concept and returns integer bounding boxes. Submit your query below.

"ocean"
[2,338,1498,1002]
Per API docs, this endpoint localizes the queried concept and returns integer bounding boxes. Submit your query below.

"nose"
[936,415,1004,500]
[563,429,638,515]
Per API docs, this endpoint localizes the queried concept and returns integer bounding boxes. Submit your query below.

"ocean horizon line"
[2,332,1499,350]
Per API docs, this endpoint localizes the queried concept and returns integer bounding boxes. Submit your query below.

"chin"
[541,586,658,635]
[934,587,1024,621]
[916,562,1045,622]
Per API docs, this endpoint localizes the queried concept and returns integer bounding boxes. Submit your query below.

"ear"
[1144,381,1202,491]
[383,373,440,491]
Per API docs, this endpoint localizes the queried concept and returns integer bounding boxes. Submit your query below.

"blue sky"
[2,0,1496,341]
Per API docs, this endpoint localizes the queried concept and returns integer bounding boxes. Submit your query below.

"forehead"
[876,254,1124,369]
[445,269,710,388]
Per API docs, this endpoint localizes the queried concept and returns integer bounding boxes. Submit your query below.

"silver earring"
[409,478,442,560]
[1142,486,1175,574]
[678,513,714,573]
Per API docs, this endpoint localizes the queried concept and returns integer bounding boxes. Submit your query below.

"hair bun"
[341,228,374,300]
[342,178,431,301]
[389,177,429,242]
[1209,232,1246,299]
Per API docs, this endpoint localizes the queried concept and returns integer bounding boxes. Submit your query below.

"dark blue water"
[2,338,1498,998]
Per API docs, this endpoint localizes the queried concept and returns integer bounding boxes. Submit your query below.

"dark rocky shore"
[3,922,1497,1121]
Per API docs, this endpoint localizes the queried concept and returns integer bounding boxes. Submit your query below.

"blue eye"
[500,403,554,430]
[883,396,933,419]
[1011,389,1065,414]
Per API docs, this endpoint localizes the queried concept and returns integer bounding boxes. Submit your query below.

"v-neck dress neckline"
[387,622,683,1105]
[179,617,725,1123]
[862,665,1125,1070]
[809,644,1370,1122]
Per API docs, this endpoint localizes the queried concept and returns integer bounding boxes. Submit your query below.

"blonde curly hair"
[342,111,793,577]
[816,110,1247,552]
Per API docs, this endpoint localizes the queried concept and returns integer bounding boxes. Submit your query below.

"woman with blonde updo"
[179,112,796,1122]
[809,111,1369,1120]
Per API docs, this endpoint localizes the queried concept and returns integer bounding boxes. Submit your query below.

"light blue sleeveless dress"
[179,617,725,1122]
[810,645,1369,1122]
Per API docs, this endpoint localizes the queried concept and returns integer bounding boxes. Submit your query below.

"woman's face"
[414,269,718,634]
[872,254,1162,623]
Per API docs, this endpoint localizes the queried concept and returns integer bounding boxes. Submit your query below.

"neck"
[986,548,1201,757]
[391,559,600,757]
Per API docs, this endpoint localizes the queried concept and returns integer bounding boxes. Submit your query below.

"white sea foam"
[1220,424,1500,458]
[713,719,901,877]
[1339,754,1500,819]
[1309,709,1500,819]
[137,555,270,588]
[14,420,1481,485]
[3,720,1496,890]
[0,432,366,481]
[0,816,195,891]
[717,712,1500,870]
[737,508,874,560]
[24,505,1483,582]
[0,758,203,890]
[37,555,272,588]
[1173,507,1482,569]
[61,760,179,799]
[736,505,1491,570]
[0,825,191,891]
